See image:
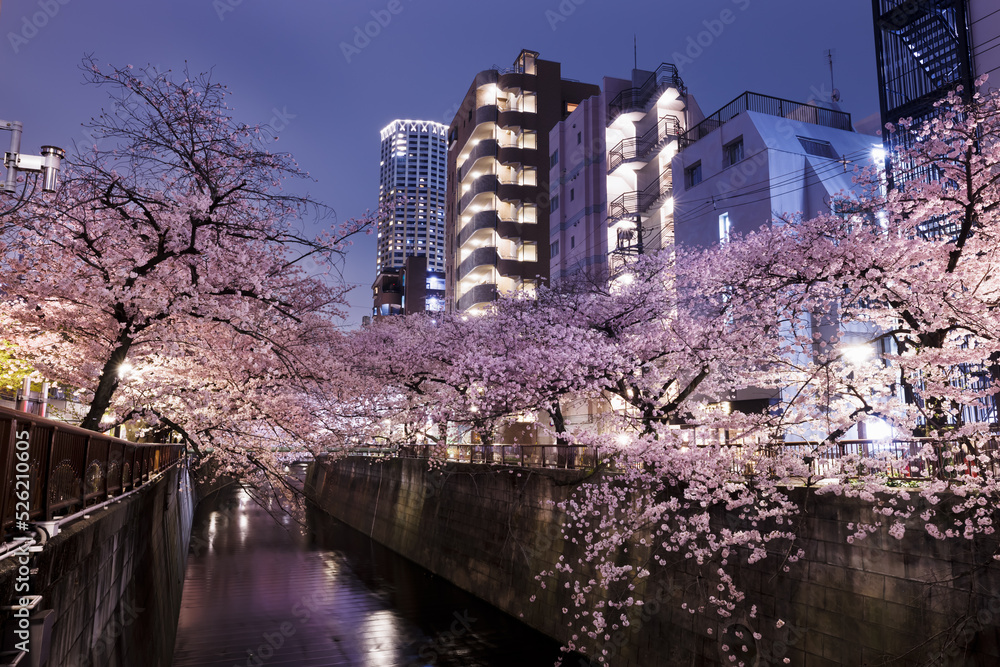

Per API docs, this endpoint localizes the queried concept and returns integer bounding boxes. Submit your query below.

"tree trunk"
[80,333,133,431]
[549,400,574,469]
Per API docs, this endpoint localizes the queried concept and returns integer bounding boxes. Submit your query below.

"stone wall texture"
[305,457,1000,667]
[0,463,194,667]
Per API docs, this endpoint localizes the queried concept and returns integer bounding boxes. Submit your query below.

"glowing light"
[866,418,893,440]
[871,145,886,163]
[842,345,872,365]
[117,362,134,378]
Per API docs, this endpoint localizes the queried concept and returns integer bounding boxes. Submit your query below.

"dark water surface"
[172,469,579,667]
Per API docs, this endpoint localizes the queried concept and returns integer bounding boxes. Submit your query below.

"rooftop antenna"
[825,48,841,102]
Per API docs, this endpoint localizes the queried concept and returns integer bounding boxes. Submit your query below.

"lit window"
[719,212,731,244]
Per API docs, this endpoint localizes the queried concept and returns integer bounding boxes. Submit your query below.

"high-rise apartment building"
[377,119,448,275]
[446,50,599,313]
[373,119,447,317]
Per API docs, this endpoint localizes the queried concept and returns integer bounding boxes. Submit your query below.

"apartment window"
[570,188,575,202]
[685,162,702,188]
[565,102,578,114]
[570,236,575,249]
[550,149,559,169]
[551,195,560,213]
[577,131,582,145]
[551,240,559,257]
[719,212,731,244]
[797,136,838,159]
[723,137,744,167]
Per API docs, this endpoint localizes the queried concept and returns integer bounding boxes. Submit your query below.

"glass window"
[685,162,702,188]
[723,138,744,167]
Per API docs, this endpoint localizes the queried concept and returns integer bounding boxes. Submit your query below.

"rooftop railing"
[607,63,685,125]
[679,91,853,149]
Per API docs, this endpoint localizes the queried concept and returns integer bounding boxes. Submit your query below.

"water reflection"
[173,476,583,666]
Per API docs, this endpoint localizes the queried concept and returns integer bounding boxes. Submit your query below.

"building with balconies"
[873,0,1000,202]
[446,50,599,313]
[547,64,703,282]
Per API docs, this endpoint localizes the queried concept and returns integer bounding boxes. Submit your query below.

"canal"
[172,471,582,666]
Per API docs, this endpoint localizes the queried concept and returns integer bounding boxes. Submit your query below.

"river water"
[172,469,581,667]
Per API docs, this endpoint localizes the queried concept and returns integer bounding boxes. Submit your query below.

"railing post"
[42,427,56,521]
[80,435,92,510]
[0,418,18,539]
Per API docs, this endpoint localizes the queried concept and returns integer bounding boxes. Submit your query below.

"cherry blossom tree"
[0,59,380,479]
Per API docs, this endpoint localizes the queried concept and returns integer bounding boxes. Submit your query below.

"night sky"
[0,0,880,326]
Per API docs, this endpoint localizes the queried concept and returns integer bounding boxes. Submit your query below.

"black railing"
[353,443,603,471]
[0,405,185,543]
[679,91,853,149]
[608,115,682,173]
[345,436,1000,482]
[607,63,685,124]
[607,165,672,226]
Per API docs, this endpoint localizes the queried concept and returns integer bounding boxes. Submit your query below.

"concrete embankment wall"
[305,457,1000,667]
[0,464,194,667]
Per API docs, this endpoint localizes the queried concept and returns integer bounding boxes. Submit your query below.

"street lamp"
[2,119,65,195]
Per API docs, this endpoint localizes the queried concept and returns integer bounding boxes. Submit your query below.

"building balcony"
[457,283,498,312]
[497,145,533,168]
[459,139,499,183]
[607,63,685,126]
[607,166,672,225]
[457,246,501,282]
[459,174,499,213]
[497,109,534,132]
[608,115,681,174]
[458,210,526,248]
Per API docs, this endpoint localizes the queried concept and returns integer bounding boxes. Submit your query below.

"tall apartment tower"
[446,50,599,313]
[872,0,1000,196]
[548,65,700,282]
[373,119,448,316]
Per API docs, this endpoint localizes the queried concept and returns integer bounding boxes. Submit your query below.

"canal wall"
[305,456,1000,667]
[0,463,194,667]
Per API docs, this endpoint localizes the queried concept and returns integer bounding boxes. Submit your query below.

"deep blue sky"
[0,0,880,326]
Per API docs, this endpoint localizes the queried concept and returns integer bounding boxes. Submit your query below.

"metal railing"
[607,64,685,124]
[608,115,682,174]
[355,443,602,470]
[0,405,185,543]
[344,436,1000,482]
[679,91,853,149]
[607,165,673,226]
[735,437,1000,482]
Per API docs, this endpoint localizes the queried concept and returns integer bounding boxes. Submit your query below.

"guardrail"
[344,436,1000,481]
[0,405,185,543]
